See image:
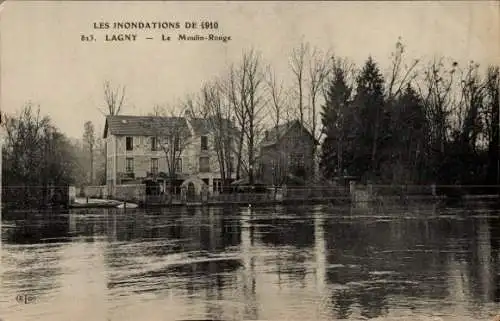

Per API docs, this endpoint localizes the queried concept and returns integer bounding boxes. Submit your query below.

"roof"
[103,115,189,138]
[260,119,318,147]
[189,118,211,135]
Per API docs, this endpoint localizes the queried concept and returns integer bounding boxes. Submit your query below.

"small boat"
[116,202,138,209]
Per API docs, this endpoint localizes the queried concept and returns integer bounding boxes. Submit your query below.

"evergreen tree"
[320,60,352,179]
[351,56,386,181]
[386,84,429,183]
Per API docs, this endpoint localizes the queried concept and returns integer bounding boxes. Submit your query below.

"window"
[199,156,210,172]
[289,153,304,166]
[213,179,222,192]
[151,137,158,151]
[151,158,159,175]
[201,135,208,151]
[126,157,134,173]
[175,157,182,173]
[126,137,133,151]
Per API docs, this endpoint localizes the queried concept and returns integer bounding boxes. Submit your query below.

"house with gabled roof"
[257,119,318,186]
[103,114,238,197]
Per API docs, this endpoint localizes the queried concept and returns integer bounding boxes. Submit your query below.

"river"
[1,201,500,321]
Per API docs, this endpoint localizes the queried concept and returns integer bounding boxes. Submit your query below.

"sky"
[1,1,499,139]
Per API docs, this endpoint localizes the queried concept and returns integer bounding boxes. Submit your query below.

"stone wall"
[85,185,108,199]
[114,184,146,203]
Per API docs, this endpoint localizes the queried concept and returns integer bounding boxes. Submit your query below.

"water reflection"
[1,202,500,320]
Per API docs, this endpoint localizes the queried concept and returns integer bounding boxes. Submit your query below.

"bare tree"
[3,104,51,186]
[386,38,420,100]
[455,61,485,151]
[307,47,330,135]
[141,108,191,198]
[415,58,458,179]
[151,104,163,116]
[239,49,266,185]
[201,79,235,190]
[306,47,330,179]
[383,39,422,182]
[225,63,247,180]
[264,64,292,190]
[181,92,208,119]
[101,80,126,184]
[485,66,500,184]
[3,103,78,207]
[82,121,96,185]
[265,65,288,131]
[102,80,126,116]
[290,42,309,127]
[290,42,332,180]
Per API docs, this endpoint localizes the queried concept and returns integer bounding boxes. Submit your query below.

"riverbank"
[69,193,500,209]
[141,196,352,208]
[66,183,500,209]
[71,197,123,208]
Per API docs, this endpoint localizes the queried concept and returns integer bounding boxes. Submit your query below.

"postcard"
[1,1,499,321]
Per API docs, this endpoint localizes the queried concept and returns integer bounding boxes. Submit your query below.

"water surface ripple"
[1,202,500,320]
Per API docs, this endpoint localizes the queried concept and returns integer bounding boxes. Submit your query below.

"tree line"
[3,38,499,192]
[321,40,500,185]
[1,81,119,191]
[149,39,500,187]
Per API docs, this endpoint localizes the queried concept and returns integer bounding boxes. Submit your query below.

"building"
[257,119,318,186]
[103,114,238,197]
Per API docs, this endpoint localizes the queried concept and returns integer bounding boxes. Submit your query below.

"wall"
[187,132,237,178]
[85,185,108,199]
[114,184,146,203]
[105,120,237,191]
[259,124,316,184]
[105,131,116,182]
[279,124,315,174]
[109,134,236,181]
[183,133,217,174]
[112,135,195,180]
[259,147,288,185]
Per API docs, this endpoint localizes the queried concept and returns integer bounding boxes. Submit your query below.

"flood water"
[1,202,500,321]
